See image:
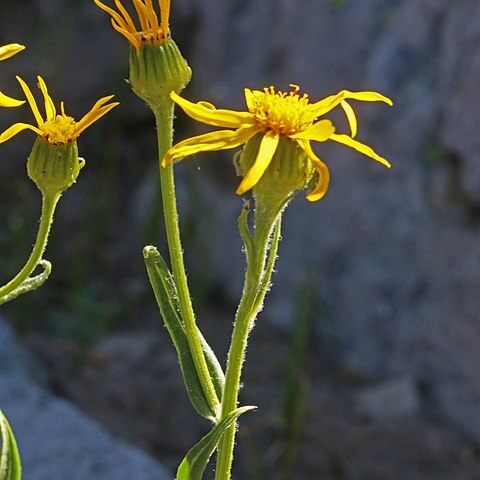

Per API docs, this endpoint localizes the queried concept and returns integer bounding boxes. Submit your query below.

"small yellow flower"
[0,76,119,145]
[93,0,170,50]
[0,43,26,108]
[164,85,393,201]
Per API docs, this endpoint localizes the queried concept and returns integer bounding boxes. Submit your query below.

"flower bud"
[27,137,85,196]
[129,39,191,107]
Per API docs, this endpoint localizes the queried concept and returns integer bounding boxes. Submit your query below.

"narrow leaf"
[252,217,282,313]
[176,406,255,480]
[0,410,22,480]
[0,260,51,306]
[238,201,254,264]
[144,246,225,420]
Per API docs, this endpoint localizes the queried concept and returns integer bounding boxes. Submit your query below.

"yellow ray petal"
[162,125,257,167]
[0,92,25,108]
[37,76,56,121]
[290,119,335,142]
[0,44,25,62]
[313,90,393,117]
[16,76,44,126]
[244,88,255,111]
[236,133,280,195]
[340,100,357,138]
[197,101,216,109]
[85,94,116,113]
[93,0,130,31]
[329,133,391,168]
[132,0,149,31]
[75,100,119,138]
[145,0,159,30]
[296,139,330,202]
[114,0,137,32]
[0,123,42,143]
[111,19,141,49]
[171,92,255,129]
[159,0,170,33]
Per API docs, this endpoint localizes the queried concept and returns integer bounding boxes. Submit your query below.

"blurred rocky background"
[2,0,480,478]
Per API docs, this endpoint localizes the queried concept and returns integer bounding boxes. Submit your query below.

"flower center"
[40,115,76,145]
[247,85,318,136]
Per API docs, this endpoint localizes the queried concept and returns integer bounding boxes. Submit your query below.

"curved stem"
[215,214,282,480]
[152,102,220,413]
[0,193,59,300]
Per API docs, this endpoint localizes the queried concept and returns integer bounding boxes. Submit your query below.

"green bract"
[27,137,85,196]
[129,40,191,107]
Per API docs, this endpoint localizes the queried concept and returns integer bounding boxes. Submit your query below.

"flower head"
[0,43,26,108]
[94,0,190,106]
[164,85,393,201]
[93,0,170,50]
[0,75,119,145]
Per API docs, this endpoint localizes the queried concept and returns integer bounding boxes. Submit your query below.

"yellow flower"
[164,85,393,201]
[93,0,170,50]
[0,76,119,145]
[0,43,26,108]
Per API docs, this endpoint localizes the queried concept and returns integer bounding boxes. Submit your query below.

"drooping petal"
[313,90,393,117]
[74,97,119,138]
[0,44,25,62]
[0,92,25,108]
[171,92,255,129]
[236,133,280,195]
[290,119,335,142]
[0,123,42,143]
[162,125,257,167]
[16,76,44,126]
[37,76,56,121]
[329,133,391,168]
[340,100,357,138]
[296,139,330,202]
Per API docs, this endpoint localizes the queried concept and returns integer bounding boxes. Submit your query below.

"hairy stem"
[0,192,59,300]
[215,214,282,480]
[152,102,220,413]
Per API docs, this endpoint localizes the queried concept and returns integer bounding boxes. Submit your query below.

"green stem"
[215,214,282,480]
[0,193,59,300]
[152,102,220,413]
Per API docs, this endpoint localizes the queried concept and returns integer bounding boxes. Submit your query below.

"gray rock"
[0,318,171,480]
[354,378,421,421]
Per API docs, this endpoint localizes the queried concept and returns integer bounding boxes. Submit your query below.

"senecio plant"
[0,1,392,479]
[0,43,117,479]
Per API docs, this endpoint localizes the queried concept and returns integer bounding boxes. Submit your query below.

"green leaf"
[0,410,22,480]
[252,217,282,313]
[143,246,225,421]
[238,201,254,264]
[176,406,255,480]
[0,260,52,306]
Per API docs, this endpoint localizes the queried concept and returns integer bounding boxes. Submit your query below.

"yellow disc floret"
[40,115,76,145]
[246,85,318,137]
